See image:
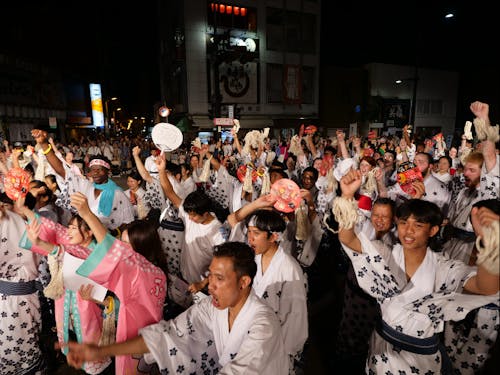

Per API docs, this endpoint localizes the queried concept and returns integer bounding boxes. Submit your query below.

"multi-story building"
[159,0,322,140]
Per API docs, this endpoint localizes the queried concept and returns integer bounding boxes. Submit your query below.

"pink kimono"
[77,233,167,375]
[20,217,111,374]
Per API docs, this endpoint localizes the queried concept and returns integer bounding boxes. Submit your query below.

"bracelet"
[42,144,52,155]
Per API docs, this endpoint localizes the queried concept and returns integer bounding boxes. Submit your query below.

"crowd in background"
[0,100,498,375]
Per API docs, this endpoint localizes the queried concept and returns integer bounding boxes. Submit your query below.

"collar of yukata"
[89,159,110,170]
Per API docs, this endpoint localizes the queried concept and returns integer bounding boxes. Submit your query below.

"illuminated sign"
[89,83,105,127]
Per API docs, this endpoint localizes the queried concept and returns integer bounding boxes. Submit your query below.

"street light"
[104,97,118,136]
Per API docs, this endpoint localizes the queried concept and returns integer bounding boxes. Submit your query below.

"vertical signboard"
[89,83,104,128]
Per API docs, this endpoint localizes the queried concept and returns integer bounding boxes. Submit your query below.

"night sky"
[1,0,498,121]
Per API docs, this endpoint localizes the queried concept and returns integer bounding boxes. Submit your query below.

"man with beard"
[381,151,451,213]
[442,100,499,263]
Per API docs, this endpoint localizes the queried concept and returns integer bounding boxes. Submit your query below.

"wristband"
[42,144,52,155]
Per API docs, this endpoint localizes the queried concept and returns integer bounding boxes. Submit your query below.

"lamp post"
[104,97,118,136]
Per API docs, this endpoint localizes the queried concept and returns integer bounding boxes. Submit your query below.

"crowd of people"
[0,100,498,375]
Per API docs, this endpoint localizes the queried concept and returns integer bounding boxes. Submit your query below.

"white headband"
[89,159,110,169]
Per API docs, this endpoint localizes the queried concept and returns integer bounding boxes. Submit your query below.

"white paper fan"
[151,122,183,152]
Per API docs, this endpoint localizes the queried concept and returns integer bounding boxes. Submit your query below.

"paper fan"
[270,178,302,213]
[151,123,183,152]
[4,167,31,201]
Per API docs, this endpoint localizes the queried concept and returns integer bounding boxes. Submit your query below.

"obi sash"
[0,279,40,295]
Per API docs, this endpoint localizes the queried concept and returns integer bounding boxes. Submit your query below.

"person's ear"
[239,275,251,290]
[429,225,440,238]
[269,232,280,243]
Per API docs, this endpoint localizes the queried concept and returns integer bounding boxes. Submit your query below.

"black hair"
[270,169,288,180]
[213,242,257,284]
[124,219,168,276]
[472,199,500,215]
[438,155,452,169]
[396,199,443,227]
[68,214,93,240]
[396,200,443,251]
[181,162,192,174]
[324,145,337,155]
[245,209,286,239]
[0,192,13,205]
[183,190,213,215]
[127,170,143,183]
[286,153,297,163]
[270,160,287,170]
[166,162,181,176]
[24,163,35,176]
[384,150,396,160]
[373,197,396,216]
[302,166,319,182]
[45,174,60,192]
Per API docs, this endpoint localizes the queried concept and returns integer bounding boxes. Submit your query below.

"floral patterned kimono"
[342,232,498,374]
[19,216,111,374]
[1,211,43,375]
[77,233,167,375]
[253,247,308,374]
[139,290,289,374]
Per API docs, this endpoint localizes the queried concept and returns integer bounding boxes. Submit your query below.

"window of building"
[266,64,315,104]
[266,7,316,54]
[207,3,257,31]
[267,63,283,103]
[417,99,443,115]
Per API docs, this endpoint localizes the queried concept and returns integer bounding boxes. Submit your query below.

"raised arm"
[157,153,182,208]
[70,192,108,243]
[337,130,349,159]
[31,129,65,178]
[227,194,277,228]
[337,169,363,252]
[132,146,153,184]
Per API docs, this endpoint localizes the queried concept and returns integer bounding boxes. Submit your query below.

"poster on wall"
[216,61,258,104]
[382,99,410,128]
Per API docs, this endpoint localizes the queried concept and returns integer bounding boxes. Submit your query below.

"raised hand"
[470,101,489,121]
[340,168,362,199]
[26,219,42,246]
[31,129,48,145]
[70,193,91,217]
[132,146,141,158]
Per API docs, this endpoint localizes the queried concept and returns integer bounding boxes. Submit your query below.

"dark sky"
[2,0,499,120]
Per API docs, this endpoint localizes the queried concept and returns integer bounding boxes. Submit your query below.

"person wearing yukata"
[334,197,397,372]
[17,200,112,374]
[30,128,134,234]
[0,199,45,375]
[70,192,167,375]
[335,168,499,374]
[381,151,452,214]
[57,242,289,374]
[444,199,500,374]
[245,209,308,374]
[156,153,225,285]
[442,100,499,264]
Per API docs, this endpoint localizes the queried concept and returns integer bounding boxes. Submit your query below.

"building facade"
[160,0,321,139]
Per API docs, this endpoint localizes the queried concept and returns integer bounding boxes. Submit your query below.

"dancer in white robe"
[59,242,289,374]
[336,169,499,374]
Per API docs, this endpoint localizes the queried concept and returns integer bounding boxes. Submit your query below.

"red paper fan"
[4,167,31,201]
[270,178,302,213]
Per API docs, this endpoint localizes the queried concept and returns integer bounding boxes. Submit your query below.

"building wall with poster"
[182,0,321,131]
